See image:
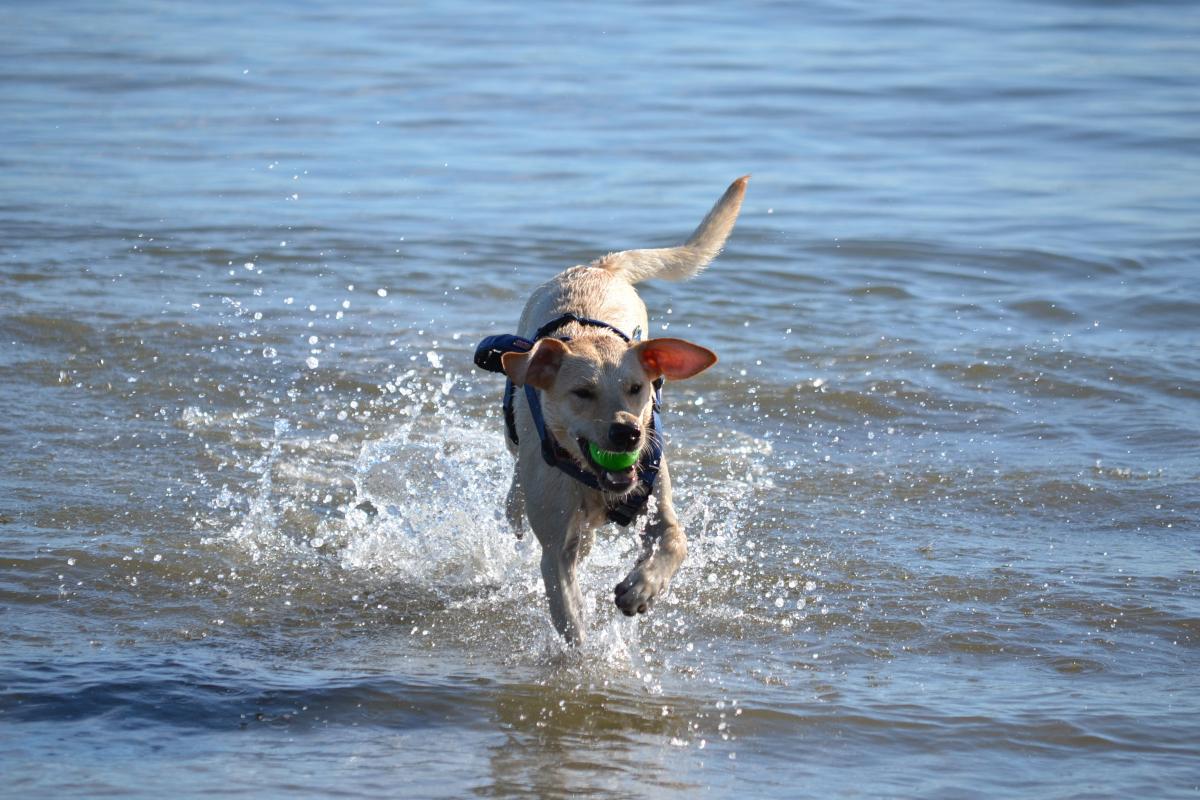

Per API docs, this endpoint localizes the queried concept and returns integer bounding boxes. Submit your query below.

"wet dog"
[497,177,747,643]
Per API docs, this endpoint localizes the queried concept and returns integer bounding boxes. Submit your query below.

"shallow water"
[2,1,1199,797]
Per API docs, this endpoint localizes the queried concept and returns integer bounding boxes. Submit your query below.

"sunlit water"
[2,2,1198,797]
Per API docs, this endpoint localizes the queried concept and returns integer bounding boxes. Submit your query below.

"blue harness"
[474,313,664,527]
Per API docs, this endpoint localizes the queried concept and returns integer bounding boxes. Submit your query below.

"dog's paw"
[614,565,669,616]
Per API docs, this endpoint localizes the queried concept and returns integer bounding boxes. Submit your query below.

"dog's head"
[502,335,716,493]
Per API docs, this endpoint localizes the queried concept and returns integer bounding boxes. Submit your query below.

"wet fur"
[500,177,748,643]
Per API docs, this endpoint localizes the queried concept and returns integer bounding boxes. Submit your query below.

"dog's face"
[503,336,716,493]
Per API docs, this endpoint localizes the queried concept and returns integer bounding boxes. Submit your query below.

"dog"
[483,176,747,644]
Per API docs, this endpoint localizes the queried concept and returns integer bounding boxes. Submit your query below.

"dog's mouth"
[578,437,639,493]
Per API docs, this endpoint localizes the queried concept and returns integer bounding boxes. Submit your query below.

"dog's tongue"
[603,468,636,490]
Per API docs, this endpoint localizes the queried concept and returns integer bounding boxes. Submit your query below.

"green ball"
[588,441,640,471]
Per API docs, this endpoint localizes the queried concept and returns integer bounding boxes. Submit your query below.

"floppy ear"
[502,338,569,390]
[633,338,717,380]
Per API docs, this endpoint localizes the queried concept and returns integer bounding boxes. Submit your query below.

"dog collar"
[474,314,663,526]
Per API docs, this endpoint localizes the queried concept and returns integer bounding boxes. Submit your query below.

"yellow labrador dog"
[476,177,747,643]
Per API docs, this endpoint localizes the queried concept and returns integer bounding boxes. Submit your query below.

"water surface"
[2,1,1199,797]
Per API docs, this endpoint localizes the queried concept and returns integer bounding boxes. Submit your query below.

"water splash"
[193,351,772,672]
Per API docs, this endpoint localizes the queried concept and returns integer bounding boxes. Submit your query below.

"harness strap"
[534,313,633,343]
[474,313,664,526]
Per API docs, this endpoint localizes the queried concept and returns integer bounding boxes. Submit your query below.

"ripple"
[1044,656,1105,675]
[1007,299,1078,322]
[847,284,914,300]
[802,239,1143,281]
[0,665,492,731]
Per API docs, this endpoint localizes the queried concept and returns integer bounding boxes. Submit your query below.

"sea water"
[1,2,1198,797]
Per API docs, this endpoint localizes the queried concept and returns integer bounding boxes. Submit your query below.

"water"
[2,1,1198,797]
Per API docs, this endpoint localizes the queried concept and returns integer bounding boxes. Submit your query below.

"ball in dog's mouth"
[580,438,639,492]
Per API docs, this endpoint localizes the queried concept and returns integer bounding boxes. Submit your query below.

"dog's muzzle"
[579,438,638,493]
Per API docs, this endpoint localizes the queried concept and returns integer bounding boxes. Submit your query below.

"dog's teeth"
[605,470,635,489]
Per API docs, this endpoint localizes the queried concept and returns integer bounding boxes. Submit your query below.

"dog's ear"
[502,338,569,390]
[633,338,717,380]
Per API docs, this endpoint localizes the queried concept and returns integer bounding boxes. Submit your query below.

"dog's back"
[517,176,749,338]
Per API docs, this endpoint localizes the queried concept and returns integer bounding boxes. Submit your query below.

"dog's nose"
[608,422,641,451]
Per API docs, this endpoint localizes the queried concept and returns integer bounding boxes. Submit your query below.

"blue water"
[2,2,1198,797]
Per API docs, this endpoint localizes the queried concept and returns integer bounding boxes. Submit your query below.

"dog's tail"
[593,175,749,284]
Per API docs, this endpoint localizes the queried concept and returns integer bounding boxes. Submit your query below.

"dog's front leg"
[614,459,688,616]
[538,521,587,645]
[524,475,588,644]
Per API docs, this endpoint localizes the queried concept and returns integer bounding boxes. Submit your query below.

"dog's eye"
[628,382,643,395]
[571,387,596,400]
